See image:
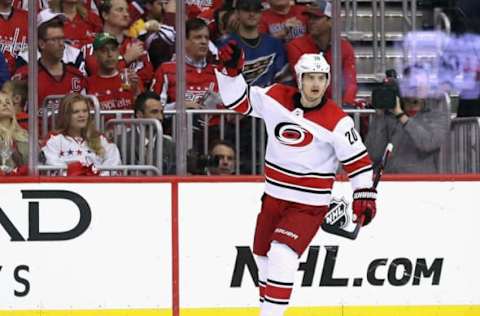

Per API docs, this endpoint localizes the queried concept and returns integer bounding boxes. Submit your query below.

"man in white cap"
[215,42,377,316]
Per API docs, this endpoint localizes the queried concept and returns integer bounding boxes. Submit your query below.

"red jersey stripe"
[265,165,335,190]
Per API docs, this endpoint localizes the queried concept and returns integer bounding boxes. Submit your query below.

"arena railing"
[38,165,162,176]
[106,118,165,175]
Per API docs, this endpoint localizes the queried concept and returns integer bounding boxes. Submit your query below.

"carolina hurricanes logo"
[274,122,313,147]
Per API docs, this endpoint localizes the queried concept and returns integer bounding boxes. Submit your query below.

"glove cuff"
[353,188,377,200]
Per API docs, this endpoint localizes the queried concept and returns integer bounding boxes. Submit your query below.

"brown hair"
[56,93,104,157]
[50,0,88,19]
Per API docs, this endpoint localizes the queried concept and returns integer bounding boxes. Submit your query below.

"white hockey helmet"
[294,53,330,90]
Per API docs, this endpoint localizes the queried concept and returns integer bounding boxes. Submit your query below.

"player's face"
[0,94,14,120]
[138,98,164,122]
[40,27,65,61]
[237,9,261,29]
[68,101,90,133]
[210,144,235,175]
[95,43,120,71]
[301,72,328,103]
[308,15,331,38]
[186,27,210,61]
[104,0,130,29]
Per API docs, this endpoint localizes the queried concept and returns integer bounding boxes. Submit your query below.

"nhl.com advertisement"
[0,180,479,315]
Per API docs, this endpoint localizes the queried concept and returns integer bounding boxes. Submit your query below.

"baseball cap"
[236,0,263,11]
[93,32,119,50]
[37,9,66,27]
[303,0,332,18]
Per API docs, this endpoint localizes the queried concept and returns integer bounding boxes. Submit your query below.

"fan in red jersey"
[151,18,222,111]
[83,0,154,87]
[216,44,377,316]
[13,10,87,117]
[86,32,142,112]
[259,0,308,43]
[49,0,103,48]
[0,0,28,59]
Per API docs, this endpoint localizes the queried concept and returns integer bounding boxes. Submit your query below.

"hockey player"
[215,43,377,316]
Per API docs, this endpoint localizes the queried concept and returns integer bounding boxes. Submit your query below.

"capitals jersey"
[215,70,373,206]
[0,7,28,58]
[259,5,308,43]
[14,62,87,109]
[42,133,121,169]
[86,72,140,111]
[151,61,220,110]
[219,33,290,87]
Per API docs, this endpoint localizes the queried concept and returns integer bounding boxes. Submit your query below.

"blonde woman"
[0,92,29,174]
[42,93,121,174]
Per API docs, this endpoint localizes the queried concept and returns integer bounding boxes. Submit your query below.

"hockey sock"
[255,255,268,306]
[261,241,298,316]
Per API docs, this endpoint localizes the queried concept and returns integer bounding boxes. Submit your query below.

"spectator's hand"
[390,96,403,116]
[124,41,145,64]
[284,17,302,29]
[352,188,377,226]
[184,100,203,109]
[126,69,141,94]
[218,40,244,77]
[270,28,288,40]
[144,20,162,32]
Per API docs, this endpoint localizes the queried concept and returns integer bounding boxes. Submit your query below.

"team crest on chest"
[274,122,313,147]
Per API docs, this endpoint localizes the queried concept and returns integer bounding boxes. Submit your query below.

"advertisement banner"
[179,181,480,314]
[0,183,172,315]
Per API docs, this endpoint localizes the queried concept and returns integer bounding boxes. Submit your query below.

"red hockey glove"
[218,40,244,76]
[352,188,377,226]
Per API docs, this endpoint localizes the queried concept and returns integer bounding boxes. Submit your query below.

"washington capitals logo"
[274,122,313,147]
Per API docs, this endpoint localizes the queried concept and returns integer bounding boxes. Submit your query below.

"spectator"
[14,10,87,111]
[118,91,176,174]
[128,0,175,39]
[140,0,177,70]
[259,0,308,43]
[366,67,450,173]
[0,0,28,58]
[14,9,86,76]
[49,0,103,48]
[42,93,121,174]
[207,140,236,175]
[211,2,238,44]
[186,0,223,19]
[84,0,154,87]
[151,18,222,111]
[286,0,358,107]
[0,51,9,88]
[0,91,28,174]
[86,32,142,111]
[1,80,28,129]
[221,0,290,87]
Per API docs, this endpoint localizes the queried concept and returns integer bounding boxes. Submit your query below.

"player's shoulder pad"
[307,99,348,132]
[265,83,298,111]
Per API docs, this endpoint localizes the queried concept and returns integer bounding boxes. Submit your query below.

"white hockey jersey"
[42,133,121,171]
[215,70,373,206]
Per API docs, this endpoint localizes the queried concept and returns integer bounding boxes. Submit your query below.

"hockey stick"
[321,143,394,240]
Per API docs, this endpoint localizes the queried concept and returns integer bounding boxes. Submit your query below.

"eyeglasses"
[42,37,65,43]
